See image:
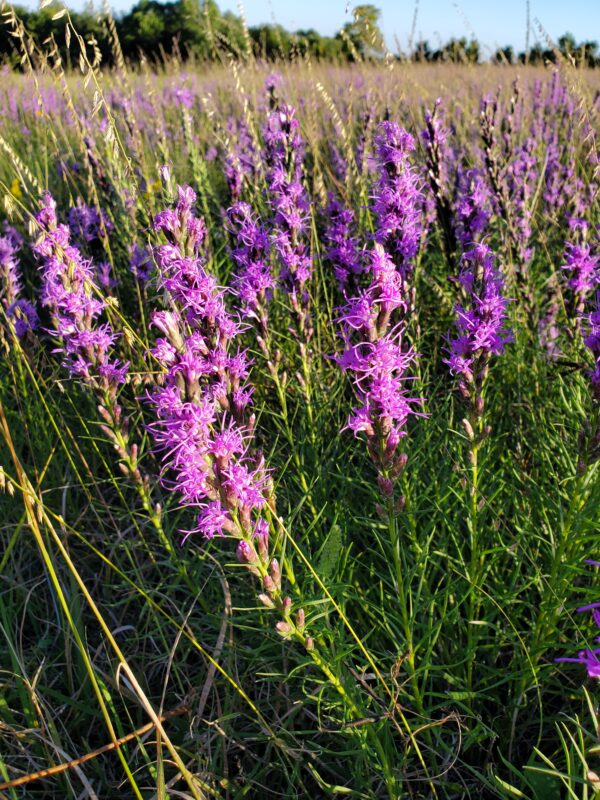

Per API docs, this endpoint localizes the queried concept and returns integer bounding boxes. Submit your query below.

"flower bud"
[296,608,305,632]
[282,596,292,616]
[237,540,257,565]
[269,559,281,591]
[377,475,394,497]
[462,418,475,440]
[390,452,408,478]
[258,593,275,608]
[275,621,293,638]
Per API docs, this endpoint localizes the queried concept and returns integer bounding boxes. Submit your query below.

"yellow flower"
[10,178,22,199]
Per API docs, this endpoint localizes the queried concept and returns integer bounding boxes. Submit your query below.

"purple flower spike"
[0,225,37,339]
[264,104,313,342]
[582,291,600,403]
[322,195,362,292]
[445,243,512,385]
[225,201,274,330]
[33,191,127,394]
[148,188,272,546]
[334,243,424,503]
[372,121,424,277]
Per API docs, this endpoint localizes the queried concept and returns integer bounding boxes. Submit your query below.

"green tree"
[339,4,385,60]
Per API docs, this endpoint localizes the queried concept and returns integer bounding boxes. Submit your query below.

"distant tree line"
[0,0,598,69]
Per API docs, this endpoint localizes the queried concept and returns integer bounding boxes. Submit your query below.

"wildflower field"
[0,22,600,798]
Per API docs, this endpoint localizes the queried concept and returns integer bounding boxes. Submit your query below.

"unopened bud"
[390,452,408,478]
[275,621,293,638]
[296,608,305,632]
[97,404,112,424]
[377,475,394,498]
[462,418,475,440]
[237,540,257,565]
[395,495,406,513]
[269,559,281,590]
[258,593,275,608]
[305,637,315,651]
[282,596,292,615]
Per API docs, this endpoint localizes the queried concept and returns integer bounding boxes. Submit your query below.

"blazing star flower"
[146,188,304,633]
[0,226,37,338]
[148,187,270,542]
[445,243,512,386]
[130,244,154,283]
[562,227,600,319]
[263,104,313,339]
[583,291,600,403]
[372,121,424,277]
[334,244,424,502]
[225,201,275,329]
[68,199,113,244]
[225,118,259,202]
[454,167,493,249]
[322,195,362,292]
[33,191,127,393]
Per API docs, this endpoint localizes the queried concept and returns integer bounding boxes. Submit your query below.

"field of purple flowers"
[0,39,599,799]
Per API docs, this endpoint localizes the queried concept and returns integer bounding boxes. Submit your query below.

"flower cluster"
[372,121,423,277]
[68,199,113,244]
[562,224,599,319]
[225,201,274,331]
[149,187,269,543]
[454,167,493,249]
[335,244,423,501]
[225,117,259,202]
[322,195,362,292]
[445,243,512,393]
[0,224,37,338]
[263,104,313,340]
[33,192,127,393]
[148,187,305,626]
[583,291,600,403]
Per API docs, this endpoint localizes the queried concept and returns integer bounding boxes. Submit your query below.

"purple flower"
[154,185,207,257]
[130,244,154,283]
[454,167,493,249]
[322,195,362,292]
[264,104,313,322]
[582,291,600,403]
[334,244,424,500]
[445,243,512,383]
[0,226,37,339]
[147,188,271,546]
[7,299,38,338]
[224,118,259,202]
[68,199,113,244]
[372,122,424,276]
[225,202,274,328]
[33,191,128,393]
[562,231,599,319]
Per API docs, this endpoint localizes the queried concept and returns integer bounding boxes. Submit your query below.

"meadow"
[0,25,599,799]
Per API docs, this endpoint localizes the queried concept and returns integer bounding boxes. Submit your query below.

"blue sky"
[22,0,600,53]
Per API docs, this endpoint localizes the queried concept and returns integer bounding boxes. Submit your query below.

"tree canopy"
[0,1,597,69]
